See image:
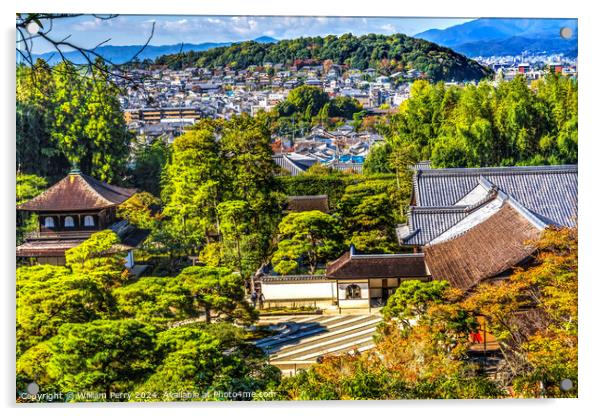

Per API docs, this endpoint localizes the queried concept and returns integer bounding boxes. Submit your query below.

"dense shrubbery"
[277,172,397,207]
[17,60,132,183]
[16,231,277,402]
[377,74,577,169]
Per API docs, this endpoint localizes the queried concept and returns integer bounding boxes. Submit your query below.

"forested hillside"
[155,33,492,82]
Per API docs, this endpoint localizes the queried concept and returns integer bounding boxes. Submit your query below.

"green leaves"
[114,265,254,326]
[46,320,157,398]
[129,139,171,196]
[17,59,131,182]
[336,179,402,253]
[160,115,281,270]
[387,74,578,168]
[16,266,110,355]
[175,265,257,324]
[16,230,272,401]
[65,230,126,288]
[381,280,450,326]
[117,192,161,230]
[278,86,330,121]
[16,173,47,205]
[156,33,490,82]
[273,210,343,274]
[113,277,192,326]
[134,324,280,401]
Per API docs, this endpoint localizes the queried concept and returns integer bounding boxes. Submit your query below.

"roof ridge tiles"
[288,195,328,199]
[416,164,578,177]
[409,188,498,213]
[350,252,425,259]
[425,197,547,247]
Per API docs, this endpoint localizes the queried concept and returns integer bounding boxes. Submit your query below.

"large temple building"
[398,163,577,291]
[259,163,578,312]
[16,169,149,268]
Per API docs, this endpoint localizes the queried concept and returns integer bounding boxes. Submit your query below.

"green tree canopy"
[49,60,132,182]
[381,280,450,327]
[46,320,157,400]
[65,230,127,288]
[16,265,110,355]
[175,266,257,324]
[272,210,343,274]
[386,75,577,168]
[129,139,171,196]
[134,324,280,401]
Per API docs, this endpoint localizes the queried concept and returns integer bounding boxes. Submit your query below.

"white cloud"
[72,18,105,31]
[32,15,475,54]
[380,24,396,33]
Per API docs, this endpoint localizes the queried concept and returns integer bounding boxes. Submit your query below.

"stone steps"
[272,316,381,355]
[256,314,382,373]
[272,326,378,360]
[255,315,370,350]
[273,336,376,362]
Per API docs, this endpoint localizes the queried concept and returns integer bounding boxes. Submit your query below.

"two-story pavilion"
[16,169,148,267]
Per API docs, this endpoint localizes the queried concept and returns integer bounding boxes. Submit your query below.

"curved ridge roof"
[18,172,137,212]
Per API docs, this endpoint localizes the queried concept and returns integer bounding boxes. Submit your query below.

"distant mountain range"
[416,18,577,57]
[25,18,578,67]
[28,36,278,66]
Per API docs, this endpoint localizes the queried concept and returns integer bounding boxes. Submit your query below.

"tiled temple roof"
[286,195,329,213]
[412,164,577,227]
[326,247,429,280]
[424,201,544,291]
[18,170,137,212]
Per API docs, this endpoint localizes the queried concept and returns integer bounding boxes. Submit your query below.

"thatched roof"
[286,195,329,213]
[18,171,137,212]
[424,202,544,291]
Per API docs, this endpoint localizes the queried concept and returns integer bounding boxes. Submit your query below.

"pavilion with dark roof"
[285,195,330,213]
[325,246,430,311]
[17,169,149,267]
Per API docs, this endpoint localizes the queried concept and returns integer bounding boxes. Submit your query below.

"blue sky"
[26,15,472,53]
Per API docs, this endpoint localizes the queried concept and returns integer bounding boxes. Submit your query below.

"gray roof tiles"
[400,164,578,246]
[403,206,471,245]
[413,165,577,227]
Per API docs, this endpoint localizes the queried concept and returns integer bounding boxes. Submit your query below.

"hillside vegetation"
[155,33,492,82]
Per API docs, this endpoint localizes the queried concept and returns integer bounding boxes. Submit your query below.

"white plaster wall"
[262,281,336,301]
[339,299,370,309]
